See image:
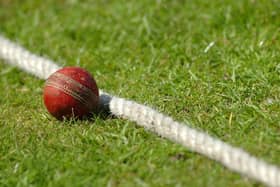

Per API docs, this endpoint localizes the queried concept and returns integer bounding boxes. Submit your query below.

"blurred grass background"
[0,0,279,186]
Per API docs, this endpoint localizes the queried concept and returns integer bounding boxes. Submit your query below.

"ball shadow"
[85,92,115,122]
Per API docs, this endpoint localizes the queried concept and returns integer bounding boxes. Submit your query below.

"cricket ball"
[43,67,99,120]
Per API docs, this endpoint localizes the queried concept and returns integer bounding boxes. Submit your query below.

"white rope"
[0,35,279,187]
[0,36,59,79]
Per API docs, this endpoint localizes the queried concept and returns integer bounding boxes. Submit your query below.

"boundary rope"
[0,35,279,187]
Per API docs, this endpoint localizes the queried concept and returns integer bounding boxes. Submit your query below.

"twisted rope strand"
[0,36,59,79]
[109,97,280,186]
[0,35,279,187]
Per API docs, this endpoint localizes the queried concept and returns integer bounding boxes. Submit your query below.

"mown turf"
[0,0,279,186]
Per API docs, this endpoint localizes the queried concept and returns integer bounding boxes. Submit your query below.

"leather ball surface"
[43,67,99,120]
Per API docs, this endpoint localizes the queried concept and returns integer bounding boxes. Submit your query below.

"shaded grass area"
[0,0,279,186]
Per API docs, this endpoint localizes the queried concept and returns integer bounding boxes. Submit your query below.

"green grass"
[0,0,279,186]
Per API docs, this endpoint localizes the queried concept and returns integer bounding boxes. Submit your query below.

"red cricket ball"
[43,67,99,120]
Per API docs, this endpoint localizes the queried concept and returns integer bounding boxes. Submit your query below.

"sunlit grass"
[0,0,279,186]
